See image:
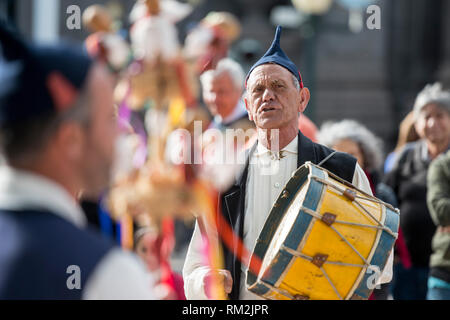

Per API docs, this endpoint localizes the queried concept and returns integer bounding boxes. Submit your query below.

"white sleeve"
[352,162,373,196]
[82,249,156,300]
[182,219,216,300]
[352,162,394,285]
[377,250,394,285]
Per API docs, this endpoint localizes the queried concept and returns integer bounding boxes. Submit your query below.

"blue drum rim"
[247,162,400,300]
[352,206,399,299]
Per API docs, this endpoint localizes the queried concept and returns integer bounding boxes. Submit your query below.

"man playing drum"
[183,26,394,300]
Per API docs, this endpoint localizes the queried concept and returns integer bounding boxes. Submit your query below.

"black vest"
[218,131,357,299]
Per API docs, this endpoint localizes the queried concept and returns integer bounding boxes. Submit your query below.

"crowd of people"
[0,1,449,301]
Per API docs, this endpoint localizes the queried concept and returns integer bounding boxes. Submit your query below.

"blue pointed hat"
[245,26,303,89]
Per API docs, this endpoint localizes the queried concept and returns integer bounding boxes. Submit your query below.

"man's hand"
[204,269,233,299]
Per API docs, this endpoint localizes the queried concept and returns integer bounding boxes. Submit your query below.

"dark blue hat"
[245,26,303,89]
[0,22,93,127]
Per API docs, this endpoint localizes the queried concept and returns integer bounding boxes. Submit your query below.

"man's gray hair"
[318,119,384,172]
[413,82,450,119]
[200,58,245,91]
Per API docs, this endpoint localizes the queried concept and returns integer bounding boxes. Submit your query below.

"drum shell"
[247,162,399,300]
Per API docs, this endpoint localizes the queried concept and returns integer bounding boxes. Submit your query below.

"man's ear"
[298,87,310,113]
[46,72,78,112]
[244,97,253,121]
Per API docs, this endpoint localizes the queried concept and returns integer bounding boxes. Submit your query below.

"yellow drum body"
[247,162,399,300]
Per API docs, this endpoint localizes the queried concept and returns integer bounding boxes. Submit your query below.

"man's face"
[244,64,306,130]
[415,103,450,145]
[81,64,118,196]
[203,72,242,119]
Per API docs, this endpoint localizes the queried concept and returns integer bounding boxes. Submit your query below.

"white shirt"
[240,137,300,299]
[0,166,155,300]
[183,137,393,300]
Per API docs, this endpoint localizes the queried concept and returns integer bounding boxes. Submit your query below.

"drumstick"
[215,210,263,277]
[193,182,228,300]
[197,214,208,240]
[195,183,263,288]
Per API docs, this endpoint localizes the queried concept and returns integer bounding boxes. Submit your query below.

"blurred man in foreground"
[0,24,155,299]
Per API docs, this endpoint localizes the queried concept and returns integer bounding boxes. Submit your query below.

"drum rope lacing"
[277,224,365,300]
[281,244,366,268]
[290,207,373,265]
[268,175,398,300]
[280,245,349,300]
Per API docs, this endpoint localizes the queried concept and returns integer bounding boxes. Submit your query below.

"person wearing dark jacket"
[385,82,450,300]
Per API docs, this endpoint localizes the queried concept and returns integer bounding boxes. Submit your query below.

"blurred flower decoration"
[82,0,243,299]
[184,11,242,74]
[82,4,132,72]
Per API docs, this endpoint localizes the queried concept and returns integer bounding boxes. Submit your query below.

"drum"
[247,161,399,300]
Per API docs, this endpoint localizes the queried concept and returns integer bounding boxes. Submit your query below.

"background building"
[4,0,450,153]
